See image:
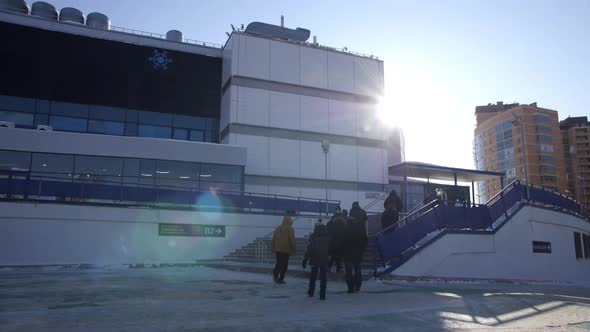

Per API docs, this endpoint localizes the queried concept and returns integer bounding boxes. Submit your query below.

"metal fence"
[373,180,587,276]
[0,170,340,216]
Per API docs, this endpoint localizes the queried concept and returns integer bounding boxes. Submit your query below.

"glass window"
[0,95,35,113]
[34,114,49,126]
[0,150,31,171]
[173,114,206,129]
[138,125,171,139]
[50,101,89,118]
[540,165,556,174]
[539,155,556,163]
[36,100,50,114]
[31,153,74,177]
[74,155,123,183]
[138,111,172,126]
[139,159,156,186]
[539,144,554,153]
[89,105,126,121]
[125,123,138,136]
[537,135,553,143]
[190,130,204,142]
[200,164,242,184]
[574,232,583,259]
[88,120,124,136]
[0,111,34,126]
[50,116,88,132]
[534,113,551,123]
[156,160,199,188]
[125,109,138,122]
[536,125,552,133]
[173,128,188,140]
[122,159,140,184]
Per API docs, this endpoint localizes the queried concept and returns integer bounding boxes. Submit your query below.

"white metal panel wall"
[300,95,329,133]
[222,37,236,86]
[329,144,357,181]
[300,140,325,180]
[269,137,300,177]
[356,102,383,140]
[357,146,386,184]
[269,91,300,130]
[328,98,356,136]
[270,41,300,85]
[354,56,382,96]
[236,87,269,126]
[300,46,328,89]
[233,133,269,176]
[237,34,270,80]
[327,52,355,93]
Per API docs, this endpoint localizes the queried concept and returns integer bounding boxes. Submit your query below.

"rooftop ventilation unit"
[245,22,310,42]
[59,7,83,24]
[86,12,110,29]
[30,1,56,20]
[166,30,183,42]
[0,0,29,14]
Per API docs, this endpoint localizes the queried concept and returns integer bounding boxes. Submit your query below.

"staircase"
[224,212,387,273]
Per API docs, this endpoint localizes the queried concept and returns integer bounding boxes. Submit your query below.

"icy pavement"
[1,266,590,331]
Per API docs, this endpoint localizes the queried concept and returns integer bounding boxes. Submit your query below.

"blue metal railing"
[0,170,340,216]
[373,180,587,276]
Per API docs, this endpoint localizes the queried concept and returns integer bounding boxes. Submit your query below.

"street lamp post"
[512,114,530,199]
[321,140,330,217]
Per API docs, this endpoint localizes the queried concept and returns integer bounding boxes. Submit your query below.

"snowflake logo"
[148,49,173,71]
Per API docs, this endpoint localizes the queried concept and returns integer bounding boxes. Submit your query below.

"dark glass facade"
[0,21,221,142]
[0,150,243,192]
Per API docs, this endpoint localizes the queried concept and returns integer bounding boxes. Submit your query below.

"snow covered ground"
[1,266,590,331]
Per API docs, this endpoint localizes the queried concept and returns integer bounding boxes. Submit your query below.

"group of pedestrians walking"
[270,203,368,301]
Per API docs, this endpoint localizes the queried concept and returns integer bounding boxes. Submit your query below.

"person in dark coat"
[343,211,368,293]
[384,190,403,212]
[381,206,398,232]
[302,223,330,300]
[327,209,347,272]
[349,201,368,237]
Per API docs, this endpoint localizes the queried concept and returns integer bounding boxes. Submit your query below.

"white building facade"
[221,32,390,212]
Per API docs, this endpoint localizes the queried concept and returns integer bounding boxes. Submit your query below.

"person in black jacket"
[302,223,330,300]
[326,209,347,272]
[343,210,368,293]
[381,206,398,232]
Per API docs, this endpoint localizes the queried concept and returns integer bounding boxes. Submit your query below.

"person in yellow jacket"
[271,211,296,284]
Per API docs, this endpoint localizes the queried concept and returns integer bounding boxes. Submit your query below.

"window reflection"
[0,94,219,143]
[0,150,31,171]
[31,153,74,179]
[74,155,123,183]
[50,116,88,132]
[2,150,244,193]
[138,124,171,139]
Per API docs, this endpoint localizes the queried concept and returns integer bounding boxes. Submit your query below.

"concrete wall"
[394,206,590,284]
[0,202,315,266]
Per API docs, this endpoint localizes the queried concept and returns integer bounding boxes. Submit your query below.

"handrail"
[373,179,588,276]
[0,170,340,206]
[0,170,340,215]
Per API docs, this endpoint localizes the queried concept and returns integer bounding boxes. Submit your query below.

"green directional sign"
[158,223,225,238]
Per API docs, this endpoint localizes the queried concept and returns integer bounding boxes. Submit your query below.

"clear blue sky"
[48,0,590,168]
